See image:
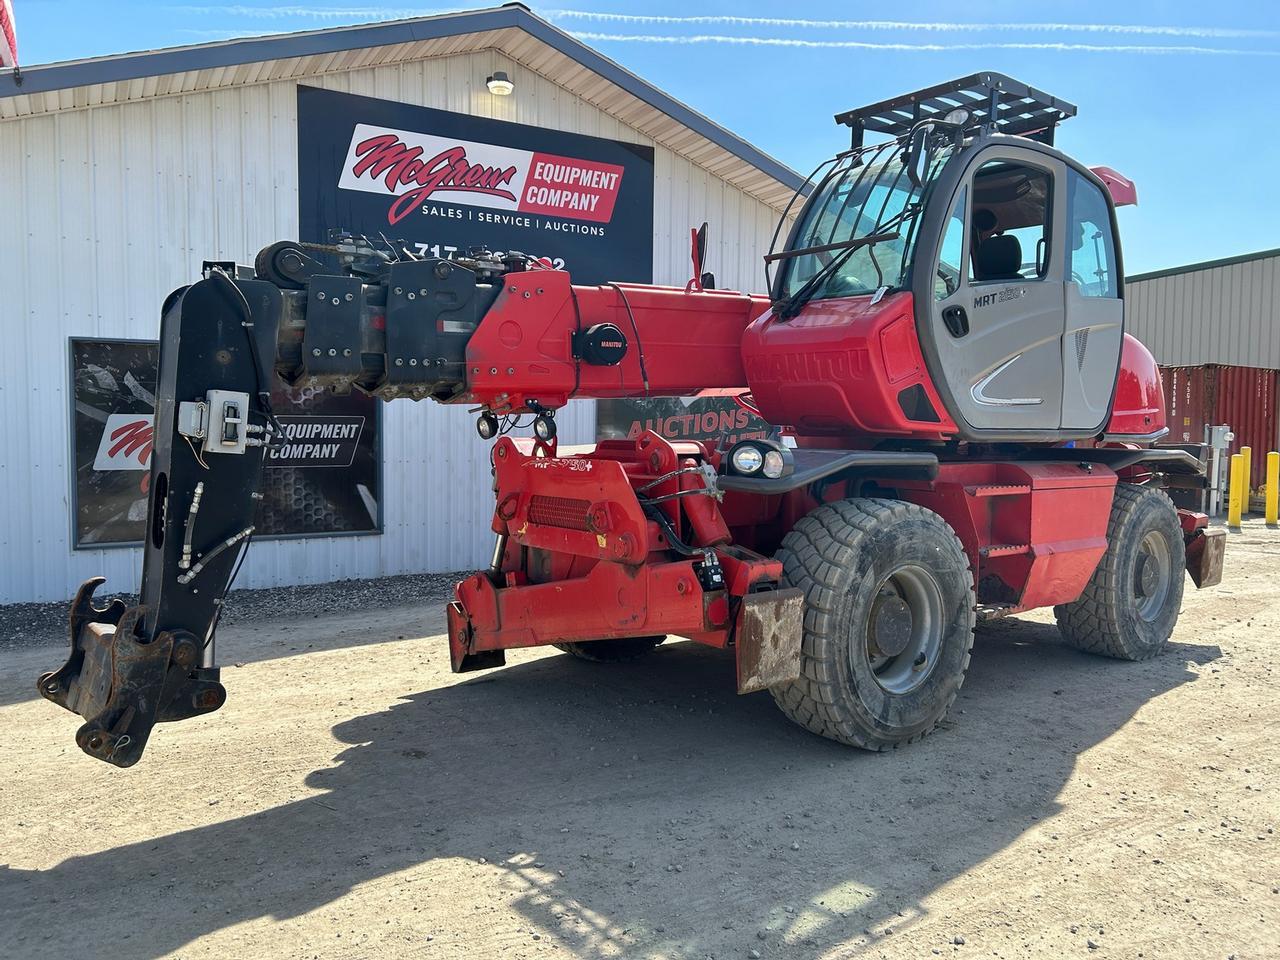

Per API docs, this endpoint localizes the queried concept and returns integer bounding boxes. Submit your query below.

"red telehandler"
[40,73,1223,766]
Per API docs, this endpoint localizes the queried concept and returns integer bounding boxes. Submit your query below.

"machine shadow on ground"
[1,619,1217,959]
[0,601,454,709]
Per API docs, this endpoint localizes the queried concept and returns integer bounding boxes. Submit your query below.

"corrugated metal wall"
[1126,252,1280,369]
[0,52,785,603]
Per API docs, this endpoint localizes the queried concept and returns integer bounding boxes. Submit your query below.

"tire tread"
[1054,484,1183,661]
[770,498,975,750]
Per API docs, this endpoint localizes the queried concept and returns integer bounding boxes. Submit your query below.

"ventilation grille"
[527,495,592,531]
[1074,329,1090,370]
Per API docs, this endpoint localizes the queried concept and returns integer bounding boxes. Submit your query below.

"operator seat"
[974,234,1023,282]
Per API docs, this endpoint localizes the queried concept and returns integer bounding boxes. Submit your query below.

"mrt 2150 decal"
[69,339,380,547]
[298,86,655,285]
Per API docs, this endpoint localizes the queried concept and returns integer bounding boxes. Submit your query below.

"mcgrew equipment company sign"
[299,86,655,284]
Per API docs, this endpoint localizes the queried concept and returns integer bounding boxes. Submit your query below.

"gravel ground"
[2,521,1277,960]
[0,572,464,650]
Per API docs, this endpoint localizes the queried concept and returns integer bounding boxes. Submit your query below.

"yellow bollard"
[1228,453,1244,528]
[1241,446,1252,512]
[1267,451,1279,525]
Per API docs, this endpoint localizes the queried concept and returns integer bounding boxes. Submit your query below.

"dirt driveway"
[2,521,1277,960]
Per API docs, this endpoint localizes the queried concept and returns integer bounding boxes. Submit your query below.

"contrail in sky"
[545,11,1278,40]
[173,8,1279,42]
[569,31,1280,56]
[175,6,458,18]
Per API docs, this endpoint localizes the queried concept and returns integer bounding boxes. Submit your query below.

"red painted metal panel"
[1161,364,1278,489]
[897,461,1115,610]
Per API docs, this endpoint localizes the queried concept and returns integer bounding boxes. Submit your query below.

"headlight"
[762,450,785,479]
[730,445,764,474]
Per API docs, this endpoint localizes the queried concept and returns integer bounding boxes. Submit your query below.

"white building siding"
[0,51,786,603]
[1126,252,1280,369]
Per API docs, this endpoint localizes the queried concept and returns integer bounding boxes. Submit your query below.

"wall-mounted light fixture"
[486,71,514,96]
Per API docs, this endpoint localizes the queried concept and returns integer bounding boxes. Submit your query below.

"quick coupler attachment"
[37,578,226,767]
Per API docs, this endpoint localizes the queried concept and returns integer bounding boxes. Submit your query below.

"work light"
[730,445,764,475]
[762,449,786,479]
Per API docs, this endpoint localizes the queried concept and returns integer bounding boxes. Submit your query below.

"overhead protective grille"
[835,72,1077,150]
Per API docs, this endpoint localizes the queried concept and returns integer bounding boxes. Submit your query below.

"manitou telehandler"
[40,73,1224,766]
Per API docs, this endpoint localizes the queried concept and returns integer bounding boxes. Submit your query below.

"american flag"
[0,0,16,71]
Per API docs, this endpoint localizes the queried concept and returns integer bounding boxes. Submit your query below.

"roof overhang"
[0,3,803,210]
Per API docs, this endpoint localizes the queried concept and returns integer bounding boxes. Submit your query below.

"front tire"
[1054,484,1184,661]
[771,498,976,750]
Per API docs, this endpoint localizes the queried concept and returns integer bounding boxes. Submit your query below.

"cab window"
[935,186,966,301]
[1067,171,1118,297]
[968,160,1053,284]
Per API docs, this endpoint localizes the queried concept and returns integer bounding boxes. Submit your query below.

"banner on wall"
[297,85,656,283]
[69,339,380,548]
[596,395,773,446]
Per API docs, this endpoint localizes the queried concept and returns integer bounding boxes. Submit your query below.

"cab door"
[929,146,1067,433]
[1060,168,1124,431]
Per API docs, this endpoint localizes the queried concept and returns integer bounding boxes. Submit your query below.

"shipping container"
[1162,364,1278,489]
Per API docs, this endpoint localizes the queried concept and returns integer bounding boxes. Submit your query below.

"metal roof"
[1126,247,1280,284]
[0,2,803,210]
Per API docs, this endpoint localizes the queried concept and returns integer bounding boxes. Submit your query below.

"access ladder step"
[964,484,1032,498]
[979,543,1031,558]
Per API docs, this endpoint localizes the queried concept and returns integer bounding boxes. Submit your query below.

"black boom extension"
[38,239,526,766]
[38,274,281,766]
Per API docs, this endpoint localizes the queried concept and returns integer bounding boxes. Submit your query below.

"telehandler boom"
[40,73,1224,766]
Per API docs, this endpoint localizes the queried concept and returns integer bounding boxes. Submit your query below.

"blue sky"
[9,0,1279,273]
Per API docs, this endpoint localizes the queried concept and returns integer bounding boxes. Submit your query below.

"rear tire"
[1054,484,1184,661]
[555,636,665,662]
[771,498,975,750]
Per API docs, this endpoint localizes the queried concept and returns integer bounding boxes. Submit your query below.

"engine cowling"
[740,291,957,441]
[1104,333,1167,440]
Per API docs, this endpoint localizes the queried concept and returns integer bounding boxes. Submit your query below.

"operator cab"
[761,72,1129,442]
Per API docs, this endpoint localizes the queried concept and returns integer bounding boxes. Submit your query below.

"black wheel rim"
[859,564,945,694]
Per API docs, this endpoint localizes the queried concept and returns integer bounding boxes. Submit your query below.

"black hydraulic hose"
[643,504,701,557]
[568,284,584,398]
[179,481,204,571]
[207,268,287,448]
[605,282,650,395]
[176,526,254,585]
[200,268,285,629]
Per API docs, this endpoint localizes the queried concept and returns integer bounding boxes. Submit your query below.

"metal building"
[0,5,802,603]
[1127,249,1280,488]
[1126,248,1280,369]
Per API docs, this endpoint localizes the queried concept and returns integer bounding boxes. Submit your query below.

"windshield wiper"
[763,229,900,265]
[771,231,900,321]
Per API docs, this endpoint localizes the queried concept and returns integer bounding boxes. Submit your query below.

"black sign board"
[297,85,656,283]
[69,338,380,547]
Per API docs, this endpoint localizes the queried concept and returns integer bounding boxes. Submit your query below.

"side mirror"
[906,124,934,189]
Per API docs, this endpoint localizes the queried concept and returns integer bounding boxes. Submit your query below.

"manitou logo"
[339,123,624,226]
[93,414,153,470]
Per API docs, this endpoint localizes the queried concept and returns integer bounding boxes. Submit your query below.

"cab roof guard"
[835,72,1078,152]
